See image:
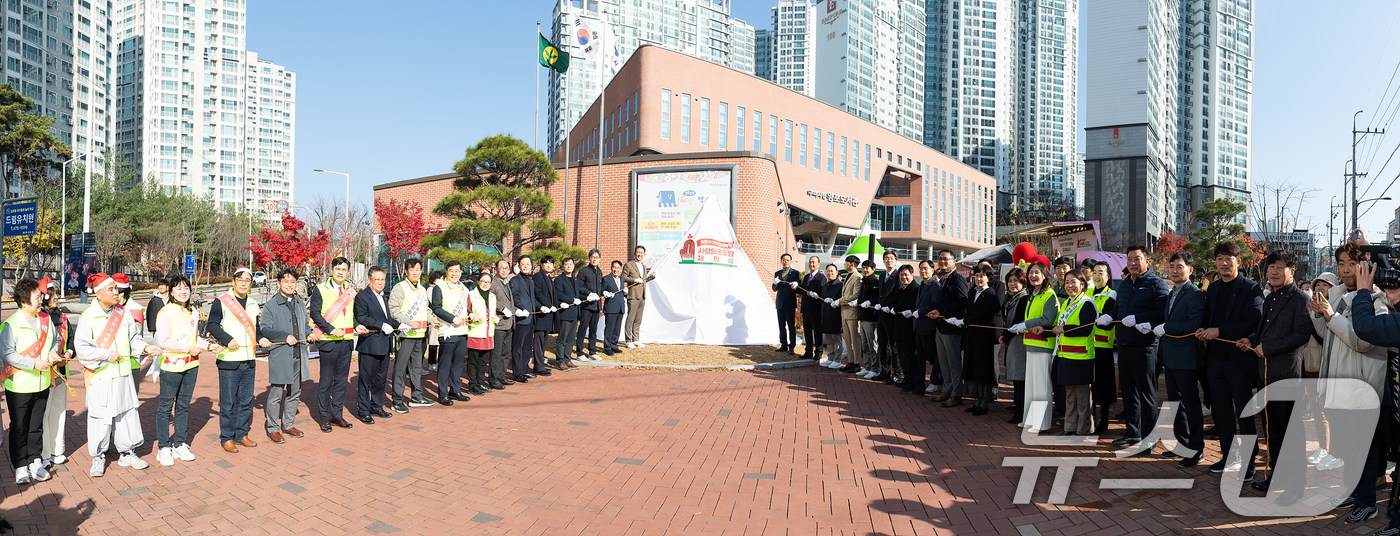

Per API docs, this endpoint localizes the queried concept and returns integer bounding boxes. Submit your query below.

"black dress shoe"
[603,349,615,356]
[451,393,471,402]
[358,415,375,425]
[1160,451,1181,459]
[1006,415,1022,425]
[489,380,507,390]
[524,373,537,379]
[438,396,455,406]
[1111,437,1140,448]
[971,407,988,416]
[468,387,489,396]
[319,421,333,433]
[785,348,795,355]
[373,409,392,418]
[1178,454,1203,468]
[1250,479,1271,492]
[514,376,530,383]
[502,378,516,385]
[535,369,552,376]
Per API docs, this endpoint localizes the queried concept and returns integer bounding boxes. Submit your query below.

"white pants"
[41,386,68,459]
[1023,351,1054,432]
[88,408,143,457]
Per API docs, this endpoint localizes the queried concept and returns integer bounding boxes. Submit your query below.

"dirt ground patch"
[578,343,801,367]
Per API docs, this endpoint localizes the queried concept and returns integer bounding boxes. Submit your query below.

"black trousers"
[1164,366,1204,453]
[604,312,624,351]
[1263,400,1303,491]
[6,389,47,468]
[876,317,894,373]
[511,325,534,376]
[490,328,512,380]
[1208,353,1259,466]
[466,348,490,389]
[576,310,599,354]
[356,353,389,418]
[554,320,578,364]
[316,340,354,421]
[895,338,918,387]
[777,306,796,348]
[909,333,938,391]
[531,331,551,371]
[801,307,823,355]
[1118,345,1158,439]
[437,336,466,397]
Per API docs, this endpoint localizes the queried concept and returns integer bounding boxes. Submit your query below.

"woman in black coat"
[819,265,846,364]
[552,258,581,368]
[963,266,1001,415]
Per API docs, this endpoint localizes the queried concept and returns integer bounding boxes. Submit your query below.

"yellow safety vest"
[394,279,430,339]
[79,304,134,383]
[316,280,356,341]
[124,299,145,370]
[1056,295,1095,360]
[1090,286,1116,349]
[216,292,261,362]
[2,311,54,393]
[158,305,201,373]
[436,280,469,338]
[465,290,497,339]
[1022,289,1057,350]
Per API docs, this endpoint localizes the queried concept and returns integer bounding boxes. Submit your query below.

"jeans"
[437,336,466,397]
[218,361,255,442]
[390,337,426,403]
[157,367,198,448]
[555,320,578,363]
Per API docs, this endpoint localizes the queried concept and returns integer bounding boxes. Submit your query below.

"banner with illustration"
[633,169,733,261]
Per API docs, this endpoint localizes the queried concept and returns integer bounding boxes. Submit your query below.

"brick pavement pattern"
[0,362,1383,535]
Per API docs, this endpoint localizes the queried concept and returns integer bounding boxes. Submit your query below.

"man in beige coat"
[838,255,864,373]
[622,245,656,349]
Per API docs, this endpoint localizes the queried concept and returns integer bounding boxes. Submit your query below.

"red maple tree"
[1152,231,1190,271]
[374,198,427,262]
[247,214,331,269]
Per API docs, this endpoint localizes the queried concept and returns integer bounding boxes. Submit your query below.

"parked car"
[252,271,267,286]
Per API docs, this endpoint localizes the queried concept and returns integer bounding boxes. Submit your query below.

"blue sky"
[249,1,1400,242]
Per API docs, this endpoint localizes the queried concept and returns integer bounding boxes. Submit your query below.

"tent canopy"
[841,234,885,260]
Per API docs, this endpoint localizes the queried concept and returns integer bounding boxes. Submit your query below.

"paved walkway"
[0,362,1384,535]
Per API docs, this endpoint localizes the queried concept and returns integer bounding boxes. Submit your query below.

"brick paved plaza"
[0,361,1381,535]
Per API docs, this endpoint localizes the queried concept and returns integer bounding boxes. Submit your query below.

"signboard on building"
[3,200,36,236]
[632,167,735,260]
[1048,222,1101,256]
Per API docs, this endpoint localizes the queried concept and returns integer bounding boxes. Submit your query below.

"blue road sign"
[185,254,197,276]
[3,201,36,236]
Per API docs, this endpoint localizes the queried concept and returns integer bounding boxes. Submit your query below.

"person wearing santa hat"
[206,266,262,452]
[39,277,74,469]
[2,277,66,484]
[75,272,162,477]
[112,274,148,394]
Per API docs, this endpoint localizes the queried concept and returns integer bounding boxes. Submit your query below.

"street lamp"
[313,168,350,208]
[60,153,85,298]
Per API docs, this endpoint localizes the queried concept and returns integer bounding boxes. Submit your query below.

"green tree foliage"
[1185,198,1248,273]
[0,84,68,196]
[424,134,584,270]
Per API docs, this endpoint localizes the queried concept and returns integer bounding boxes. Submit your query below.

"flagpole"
[561,10,570,242]
[535,21,541,152]
[595,11,605,250]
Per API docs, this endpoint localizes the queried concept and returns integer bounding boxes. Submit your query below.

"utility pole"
[1351,110,1386,236]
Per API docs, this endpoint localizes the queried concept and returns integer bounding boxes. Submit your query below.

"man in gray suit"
[489,260,516,389]
[1143,252,1205,466]
[257,269,319,444]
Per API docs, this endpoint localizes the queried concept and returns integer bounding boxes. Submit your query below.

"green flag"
[539,34,569,73]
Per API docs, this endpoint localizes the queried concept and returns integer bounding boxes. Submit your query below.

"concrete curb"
[572,358,816,371]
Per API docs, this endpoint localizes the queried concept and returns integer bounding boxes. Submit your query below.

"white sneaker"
[174,444,196,462]
[1318,454,1345,471]
[626,342,637,349]
[818,357,831,367]
[14,465,30,485]
[90,457,105,477]
[1202,406,1212,417]
[925,384,938,393]
[1223,459,1243,473]
[50,454,67,465]
[863,370,879,379]
[29,460,50,482]
[156,448,175,467]
[1307,448,1326,464]
[118,453,150,470]
[1389,461,1396,476]
[825,361,841,368]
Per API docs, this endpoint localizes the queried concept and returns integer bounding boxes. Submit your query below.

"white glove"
[382,324,394,334]
[829,301,839,309]
[1135,323,1151,334]
[1096,314,1113,326]
[773,277,781,285]
[515,309,529,318]
[1122,315,1136,326]
[500,307,513,316]
[603,291,614,298]
[823,297,834,304]
[789,281,799,289]
[903,310,915,318]
[633,278,643,284]
[807,291,819,298]
[397,324,410,332]
[860,300,871,308]
[949,318,964,327]
[549,306,559,313]
[587,293,600,301]
[559,303,570,309]
[883,306,893,313]
[1153,324,1166,337]
[539,306,549,313]
[1009,323,1026,334]
[573,298,581,305]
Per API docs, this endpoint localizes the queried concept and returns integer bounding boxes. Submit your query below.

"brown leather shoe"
[566,361,580,369]
[932,394,951,402]
[282,427,305,438]
[330,418,354,429]
[266,431,285,444]
[941,396,963,407]
[222,440,238,453]
[236,437,257,448]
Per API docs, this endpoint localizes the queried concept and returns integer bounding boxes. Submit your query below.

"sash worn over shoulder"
[313,285,355,337]
[404,284,428,329]
[0,312,50,381]
[218,293,257,342]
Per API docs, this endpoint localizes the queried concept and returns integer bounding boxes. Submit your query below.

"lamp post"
[60,153,85,299]
[313,168,352,260]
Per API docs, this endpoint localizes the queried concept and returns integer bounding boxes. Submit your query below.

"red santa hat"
[87,272,114,293]
[37,276,54,292]
[234,266,252,278]
[112,273,131,290]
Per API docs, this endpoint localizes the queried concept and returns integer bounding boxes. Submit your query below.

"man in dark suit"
[772,253,801,353]
[1104,245,1170,447]
[353,267,397,424]
[1195,241,1263,476]
[875,251,901,383]
[509,257,537,381]
[601,260,629,355]
[1147,252,1205,466]
[530,255,558,378]
[575,250,604,358]
[909,260,941,394]
[799,255,827,360]
[1238,250,1312,501]
[928,250,968,407]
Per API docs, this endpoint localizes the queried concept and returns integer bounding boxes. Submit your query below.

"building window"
[680,93,691,143]
[869,205,911,233]
[753,111,762,152]
[768,115,778,156]
[783,120,792,163]
[660,90,670,140]
[799,125,807,165]
[813,128,822,170]
[718,102,727,150]
[840,137,847,176]
[736,106,745,149]
[827,133,834,172]
[699,98,709,147]
[864,144,871,181]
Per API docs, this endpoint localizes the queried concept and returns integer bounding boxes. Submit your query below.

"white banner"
[640,197,778,346]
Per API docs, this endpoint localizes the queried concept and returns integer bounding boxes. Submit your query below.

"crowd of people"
[0,247,658,488]
[772,242,1400,534]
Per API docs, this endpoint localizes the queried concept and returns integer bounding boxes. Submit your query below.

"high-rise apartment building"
[1014,0,1077,207]
[767,0,814,96]
[1176,0,1252,229]
[546,0,756,157]
[112,0,295,216]
[1083,0,1180,250]
[813,0,925,143]
[754,29,772,81]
